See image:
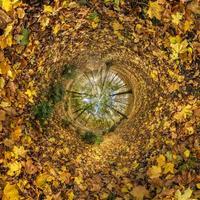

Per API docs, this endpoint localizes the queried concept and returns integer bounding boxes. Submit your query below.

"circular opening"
[67,66,133,132]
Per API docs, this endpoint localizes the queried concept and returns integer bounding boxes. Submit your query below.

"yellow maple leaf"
[169,36,189,60]
[172,12,183,25]
[147,165,162,179]
[1,0,12,12]
[147,1,163,20]
[163,162,174,174]
[175,188,193,200]
[156,154,166,167]
[112,21,123,31]
[43,5,53,13]
[7,161,22,176]
[35,173,53,189]
[74,175,83,185]
[2,183,19,200]
[174,105,193,121]
[25,89,37,103]
[13,146,26,159]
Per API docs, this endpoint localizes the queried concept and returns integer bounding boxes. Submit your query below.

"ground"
[0,0,200,200]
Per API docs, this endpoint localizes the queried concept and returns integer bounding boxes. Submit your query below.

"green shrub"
[61,117,70,128]
[81,131,102,144]
[34,101,53,125]
[62,64,77,79]
[49,83,64,104]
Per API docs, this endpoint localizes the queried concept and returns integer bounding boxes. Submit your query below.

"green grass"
[81,131,103,144]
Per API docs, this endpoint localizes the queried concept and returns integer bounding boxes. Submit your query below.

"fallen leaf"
[0,77,5,89]
[19,28,29,46]
[194,108,200,118]
[59,171,71,184]
[131,185,150,200]
[53,23,61,35]
[1,0,12,12]
[183,20,193,32]
[7,161,22,176]
[183,149,190,158]
[157,154,166,167]
[10,126,22,141]
[44,5,53,13]
[25,88,37,103]
[150,70,158,81]
[147,166,162,179]
[13,146,26,158]
[0,109,6,121]
[16,8,25,19]
[74,175,83,185]
[175,188,193,200]
[187,0,200,15]
[147,1,163,20]
[163,162,174,174]
[40,16,50,31]
[4,23,13,37]
[2,182,19,200]
[112,21,123,31]
[0,59,11,75]
[112,21,124,40]
[174,105,193,121]
[68,191,74,200]
[25,159,37,175]
[172,12,183,25]
[0,121,2,131]
[0,9,12,29]
[35,173,53,189]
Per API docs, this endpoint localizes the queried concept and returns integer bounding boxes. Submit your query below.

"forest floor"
[0,0,200,199]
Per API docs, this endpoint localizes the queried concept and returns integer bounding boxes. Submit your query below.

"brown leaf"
[0,8,12,29]
[131,185,150,200]
[59,171,71,184]
[194,108,200,118]
[0,110,6,121]
[24,159,37,175]
[187,0,200,15]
